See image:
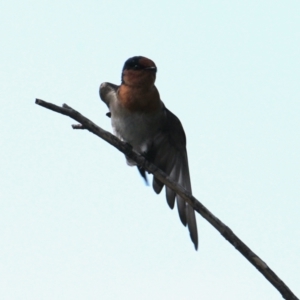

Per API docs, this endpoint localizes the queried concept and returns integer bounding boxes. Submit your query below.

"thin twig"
[35,98,299,300]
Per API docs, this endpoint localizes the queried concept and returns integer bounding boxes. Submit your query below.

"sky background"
[1,0,300,299]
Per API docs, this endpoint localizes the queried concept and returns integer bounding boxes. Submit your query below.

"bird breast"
[110,100,164,153]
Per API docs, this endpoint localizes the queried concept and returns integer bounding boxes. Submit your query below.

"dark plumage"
[99,56,198,249]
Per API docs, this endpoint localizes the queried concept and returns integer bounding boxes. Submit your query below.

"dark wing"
[149,108,198,250]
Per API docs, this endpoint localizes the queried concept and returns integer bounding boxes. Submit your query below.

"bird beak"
[144,66,157,71]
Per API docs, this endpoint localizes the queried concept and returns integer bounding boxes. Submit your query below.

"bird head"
[121,56,157,87]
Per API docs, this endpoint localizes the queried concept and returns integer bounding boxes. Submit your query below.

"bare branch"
[35,98,299,300]
[72,124,85,129]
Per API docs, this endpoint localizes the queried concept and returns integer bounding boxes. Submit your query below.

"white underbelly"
[111,109,163,153]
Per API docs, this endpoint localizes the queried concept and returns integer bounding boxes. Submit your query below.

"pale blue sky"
[1,1,300,299]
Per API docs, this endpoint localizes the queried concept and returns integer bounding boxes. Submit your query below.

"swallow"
[99,56,198,249]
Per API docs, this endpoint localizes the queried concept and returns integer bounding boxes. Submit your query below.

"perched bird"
[99,56,198,249]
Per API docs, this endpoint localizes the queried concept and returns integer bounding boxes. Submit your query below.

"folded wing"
[150,108,198,250]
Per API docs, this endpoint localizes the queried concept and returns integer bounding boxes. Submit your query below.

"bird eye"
[122,58,143,71]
